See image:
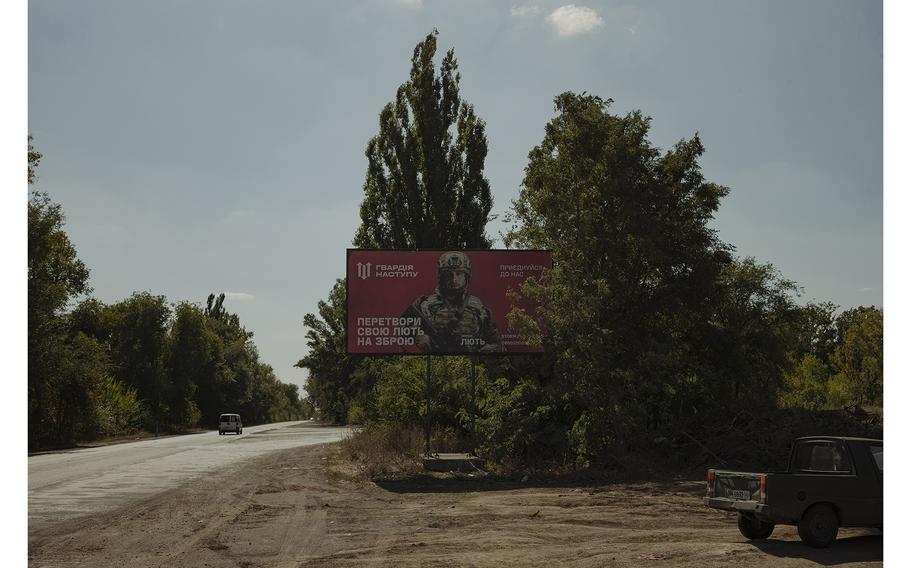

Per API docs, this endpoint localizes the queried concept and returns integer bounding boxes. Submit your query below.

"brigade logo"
[357,262,372,280]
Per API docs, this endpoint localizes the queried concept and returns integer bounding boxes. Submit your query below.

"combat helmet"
[437,251,471,276]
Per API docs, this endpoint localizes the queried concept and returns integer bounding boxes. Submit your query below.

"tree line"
[297,32,883,467]
[28,140,308,450]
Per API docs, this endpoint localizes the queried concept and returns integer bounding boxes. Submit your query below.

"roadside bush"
[477,377,572,467]
[779,354,830,411]
[373,357,425,425]
[92,375,146,437]
[346,402,369,425]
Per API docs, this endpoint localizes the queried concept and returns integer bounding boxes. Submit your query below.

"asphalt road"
[28,421,351,529]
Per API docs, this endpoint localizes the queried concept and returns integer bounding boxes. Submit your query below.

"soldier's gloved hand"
[415,334,433,352]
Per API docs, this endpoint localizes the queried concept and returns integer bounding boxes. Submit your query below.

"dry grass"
[339,425,428,480]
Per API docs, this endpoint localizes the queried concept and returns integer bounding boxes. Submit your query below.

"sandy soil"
[28,443,883,568]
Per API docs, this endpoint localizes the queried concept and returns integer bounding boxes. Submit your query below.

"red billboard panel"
[347,249,551,355]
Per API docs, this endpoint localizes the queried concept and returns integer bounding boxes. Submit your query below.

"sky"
[26,0,883,394]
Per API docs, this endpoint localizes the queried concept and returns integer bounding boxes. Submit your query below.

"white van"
[218,413,243,435]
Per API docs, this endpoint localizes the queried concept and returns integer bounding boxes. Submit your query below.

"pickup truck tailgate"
[710,470,764,502]
[705,470,769,515]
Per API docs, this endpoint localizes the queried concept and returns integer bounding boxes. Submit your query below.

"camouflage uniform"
[403,252,500,353]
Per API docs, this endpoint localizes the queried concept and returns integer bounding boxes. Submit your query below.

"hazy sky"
[28,0,883,393]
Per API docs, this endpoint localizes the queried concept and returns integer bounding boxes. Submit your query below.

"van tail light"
[707,469,715,498]
[759,474,767,504]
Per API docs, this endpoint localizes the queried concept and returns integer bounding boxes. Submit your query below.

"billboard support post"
[470,355,477,456]
[424,355,431,456]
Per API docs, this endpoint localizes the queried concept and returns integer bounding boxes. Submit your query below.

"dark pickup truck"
[704,436,882,547]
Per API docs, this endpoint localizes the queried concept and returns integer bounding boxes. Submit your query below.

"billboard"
[347,249,552,355]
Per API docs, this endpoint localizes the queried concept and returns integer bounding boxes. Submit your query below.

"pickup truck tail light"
[759,474,767,504]
[707,469,715,497]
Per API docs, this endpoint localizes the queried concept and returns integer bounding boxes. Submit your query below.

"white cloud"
[394,0,423,7]
[511,4,541,18]
[547,4,605,37]
[223,292,256,302]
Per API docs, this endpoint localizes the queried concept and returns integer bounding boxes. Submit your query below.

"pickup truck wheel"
[737,514,774,540]
[798,504,839,548]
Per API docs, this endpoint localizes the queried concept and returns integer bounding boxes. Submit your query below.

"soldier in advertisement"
[402,251,500,354]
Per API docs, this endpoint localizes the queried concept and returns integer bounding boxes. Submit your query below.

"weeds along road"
[28,421,351,529]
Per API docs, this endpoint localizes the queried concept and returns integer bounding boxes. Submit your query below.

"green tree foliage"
[789,301,839,363]
[28,193,90,322]
[354,30,493,249]
[28,183,92,447]
[202,293,306,425]
[778,304,883,410]
[69,298,115,340]
[371,358,427,425]
[28,134,42,185]
[830,306,883,407]
[37,289,306,444]
[780,353,831,411]
[477,355,571,465]
[275,382,305,421]
[165,302,212,427]
[49,332,111,443]
[169,300,227,426]
[91,375,145,436]
[297,280,361,423]
[365,356,475,429]
[68,298,148,435]
[704,257,799,412]
[106,292,171,430]
[503,93,801,464]
[203,293,251,416]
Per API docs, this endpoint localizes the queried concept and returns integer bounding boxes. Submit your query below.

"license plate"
[727,489,752,500]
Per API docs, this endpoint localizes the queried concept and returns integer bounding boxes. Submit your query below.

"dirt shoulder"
[28,443,882,568]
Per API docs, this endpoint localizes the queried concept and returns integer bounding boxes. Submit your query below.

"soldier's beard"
[437,284,467,304]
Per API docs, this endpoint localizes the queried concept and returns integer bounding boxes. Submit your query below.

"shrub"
[92,375,146,437]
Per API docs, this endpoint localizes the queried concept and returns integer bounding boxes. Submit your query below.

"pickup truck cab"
[704,436,882,547]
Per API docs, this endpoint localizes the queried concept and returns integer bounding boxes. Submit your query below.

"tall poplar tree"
[302,32,495,423]
[354,30,493,249]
